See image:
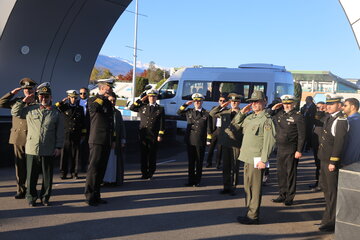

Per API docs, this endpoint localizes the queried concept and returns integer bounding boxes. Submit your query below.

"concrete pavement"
[0,141,334,240]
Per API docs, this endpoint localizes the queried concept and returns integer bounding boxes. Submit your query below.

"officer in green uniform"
[210,93,243,195]
[234,90,276,224]
[318,94,348,232]
[0,78,37,199]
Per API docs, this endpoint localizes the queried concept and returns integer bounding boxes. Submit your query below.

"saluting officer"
[55,90,86,180]
[270,95,305,206]
[85,79,114,206]
[318,94,348,232]
[210,93,243,195]
[129,89,165,179]
[177,93,212,187]
[0,78,37,199]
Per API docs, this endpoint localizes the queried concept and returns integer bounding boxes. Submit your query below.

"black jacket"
[56,101,85,140]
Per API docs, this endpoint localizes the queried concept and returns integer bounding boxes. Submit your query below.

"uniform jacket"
[0,92,29,146]
[11,101,64,156]
[177,104,212,146]
[271,109,305,152]
[312,111,326,146]
[55,101,86,141]
[300,102,317,126]
[113,108,126,156]
[129,99,165,141]
[88,94,114,146]
[234,110,276,164]
[318,111,349,166]
[210,106,242,148]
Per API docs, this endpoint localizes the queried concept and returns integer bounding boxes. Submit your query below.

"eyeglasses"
[80,93,87,95]
[219,100,225,102]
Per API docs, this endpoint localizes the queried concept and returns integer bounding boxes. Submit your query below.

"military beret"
[192,93,205,101]
[280,94,295,104]
[228,93,242,102]
[19,78,37,89]
[326,94,343,104]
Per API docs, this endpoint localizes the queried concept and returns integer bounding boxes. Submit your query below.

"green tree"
[294,81,302,111]
[89,67,113,82]
[135,77,149,96]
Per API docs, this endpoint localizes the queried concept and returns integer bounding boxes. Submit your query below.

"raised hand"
[241,103,252,114]
[11,87,22,95]
[221,100,231,108]
[185,100,194,106]
[22,93,35,103]
[271,103,283,110]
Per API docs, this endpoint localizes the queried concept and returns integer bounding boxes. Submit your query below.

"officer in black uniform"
[55,90,86,179]
[318,94,348,232]
[84,79,114,206]
[129,89,165,179]
[270,95,305,206]
[177,93,212,187]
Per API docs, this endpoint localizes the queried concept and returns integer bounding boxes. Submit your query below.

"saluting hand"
[185,100,193,106]
[241,103,252,114]
[141,95,148,102]
[62,96,69,102]
[221,101,231,108]
[22,93,35,103]
[271,103,283,111]
[11,87,22,95]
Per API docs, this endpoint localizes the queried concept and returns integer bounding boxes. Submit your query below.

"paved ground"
[0,140,334,240]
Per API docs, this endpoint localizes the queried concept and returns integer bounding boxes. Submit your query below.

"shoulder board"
[338,117,347,120]
[264,112,271,118]
[296,112,301,115]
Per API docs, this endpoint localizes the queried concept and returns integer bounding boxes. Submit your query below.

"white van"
[158,64,294,127]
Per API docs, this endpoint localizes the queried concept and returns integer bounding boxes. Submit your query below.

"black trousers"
[140,137,158,178]
[13,144,27,195]
[187,145,205,185]
[79,135,90,172]
[60,135,80,176]
[85,143,111,203]
[276,149,298,201]
[206,134,222,166]
[320,160,338,227]
[312,138,321,185]
[222,146,240,190]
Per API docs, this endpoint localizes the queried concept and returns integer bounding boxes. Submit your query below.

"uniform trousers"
[80,135,90,172]
[26,155,54,202]
[222,146,240,190]
[140,137,158,178]
[13,144,27,195]
[311,137,321,186]
[320,160,338,227]
[187,145,205,185]
[85,143,111,203]
[276,148,299,201]
[60,134,80,176]
[243,162,264,220]
[206,133,222,167]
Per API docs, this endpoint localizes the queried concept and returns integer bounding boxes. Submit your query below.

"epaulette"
[264,112,272,118]
[338,116,347,120]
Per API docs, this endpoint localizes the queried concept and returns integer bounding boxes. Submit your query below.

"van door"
[158,81,179,117]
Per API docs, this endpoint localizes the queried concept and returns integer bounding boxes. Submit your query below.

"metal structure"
[0,0,132,115]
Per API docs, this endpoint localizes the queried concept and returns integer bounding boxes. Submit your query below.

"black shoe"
[310,186,322,192]
[85,200,98,206]
[206,163,212,168]
[272,196,285,203]
[220,189,231,194]
[60,174,67,180]
[74,174,80,180]
[229,190,237,196]
[28,201,36,207]
[237,216,259,225]
[185,183,195,187]
[319,224,335,232]
[41,199,50,206]
[284,200,293,206]
[15,193,26,199]
[216,165,222,170]
[96,199,107,204]
[141,175,148,179]
[194,183,201,187]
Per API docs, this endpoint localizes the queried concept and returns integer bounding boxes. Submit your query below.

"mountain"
[94,54,145,76]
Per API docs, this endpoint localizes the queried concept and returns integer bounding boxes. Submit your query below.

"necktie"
[150,105,154,113]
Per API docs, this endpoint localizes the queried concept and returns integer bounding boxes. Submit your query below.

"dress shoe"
[220,189,231,194]
[85,200,98,206]
[14,192,26,199]
[229,190,237,196]
[206,163,212,168]
[216,165,222,170]
[272,196,285,203]
[284,200,293,206]
[74,174,80,180]
[319,224,335,232]
[185,183,195,187]
[28,201,36,207]
[141,175,149,179]
[96,199,107,204]
[41,199,50,206]
[194,183,201,187]
[60,174,67,180]
[237,216,259,225]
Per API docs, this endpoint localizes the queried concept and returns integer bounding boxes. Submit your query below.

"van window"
[275,83,293,99]
[212,82,267,101]
[182,81,213,100]
[159,81,178,99]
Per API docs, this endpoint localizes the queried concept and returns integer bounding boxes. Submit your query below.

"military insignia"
[142,109,146,114]
[286,118,295,123]
[264,122,272,130]
[42,87,48,92]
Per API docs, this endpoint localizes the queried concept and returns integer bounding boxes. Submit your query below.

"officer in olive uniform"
[233,91,276,225]
[85,79,114,206]
[318,94,348,232]
[270,95,305,206]
[129,89,165,179]
[210,93,243,195]
[0,78,37,199]
[55,90,86,179]
[177,93,212,187]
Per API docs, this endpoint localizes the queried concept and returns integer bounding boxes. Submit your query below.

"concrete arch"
[0,0,132,114]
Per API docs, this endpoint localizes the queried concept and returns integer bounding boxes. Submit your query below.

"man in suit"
[318,94,348,232]
[177,93,212,187]
[55,90,86,179]
[129,89,165,179]
[300,96,317,151]
[79,87,90,172]
[210,93,243,195]
[0,78,37,199]
[270,95,305,206]
[84,79,114,206]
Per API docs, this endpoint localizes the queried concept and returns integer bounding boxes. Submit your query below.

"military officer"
[0,77,37,199]
[270,95,305,206]
[233,90,276,224]
[177,93,212,187]
[79,87,90,172]
[55,90,86,179]
[85,79,114,206]
[11,84,64,207]
[318,94,348,232]
[210,93,243,195]
[129,89,165,179]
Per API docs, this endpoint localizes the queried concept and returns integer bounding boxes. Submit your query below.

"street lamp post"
[131,0,139,104]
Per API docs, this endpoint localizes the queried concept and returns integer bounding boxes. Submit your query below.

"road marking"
[157,159,176,165]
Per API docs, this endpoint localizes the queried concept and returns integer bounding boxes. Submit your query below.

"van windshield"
[213,81,267,101]
[159,81,178,99]
[182,81,212,100]
[275,83,294,99]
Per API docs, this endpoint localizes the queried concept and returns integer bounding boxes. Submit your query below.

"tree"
[117,69,133,82]
[142,61,170,84]
[90,67,113,82]
[294,81,302,111]
[135,77,149,96]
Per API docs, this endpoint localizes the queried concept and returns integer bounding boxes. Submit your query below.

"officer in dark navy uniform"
[55,90,86,180]
[129,89,165,179]
[177,93,212,187]
[84,79,114,206]
[318,94,348,232]
[270,95,305,206]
